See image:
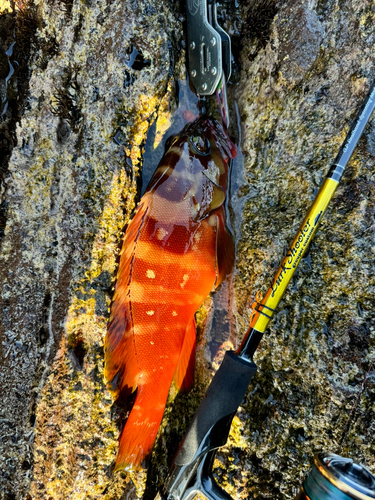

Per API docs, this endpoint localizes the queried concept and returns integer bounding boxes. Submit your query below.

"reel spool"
[296,453,375,500]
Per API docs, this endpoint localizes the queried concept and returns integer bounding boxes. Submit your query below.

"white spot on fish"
[189,184,198,196]
[137,373,147,386]
[194,232,202,243]
[156,227,168,240]
[180,274,189,289]
[208,215,217,227]
[191,205,198,219]
[146,269,155,278]
[204,161,220,184]
[146,310,155,316]
[150,341,154,345]
[172,311,178,316]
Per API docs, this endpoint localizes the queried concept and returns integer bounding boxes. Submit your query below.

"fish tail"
[114,385,167,471]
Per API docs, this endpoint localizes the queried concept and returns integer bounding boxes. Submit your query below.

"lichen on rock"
[228,0,375,497]
[0,0,181,498]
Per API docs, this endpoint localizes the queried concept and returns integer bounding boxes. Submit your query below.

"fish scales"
[105,117,236,470]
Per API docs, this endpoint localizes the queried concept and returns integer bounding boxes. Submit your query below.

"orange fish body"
[105,117,236,470]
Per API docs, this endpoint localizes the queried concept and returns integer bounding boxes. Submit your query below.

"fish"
[104,116,237,470]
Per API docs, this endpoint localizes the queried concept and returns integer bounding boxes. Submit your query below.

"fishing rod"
[160,70,375,499]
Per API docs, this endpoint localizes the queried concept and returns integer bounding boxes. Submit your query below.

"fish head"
[147,117,237,222]
[179,117,237,221]
[166,116,236,189]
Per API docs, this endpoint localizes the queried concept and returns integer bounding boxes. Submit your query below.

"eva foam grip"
[174,350,257,466]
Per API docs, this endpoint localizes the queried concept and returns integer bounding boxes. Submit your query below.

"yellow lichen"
[154,78,175,148]
[0,0,11,12]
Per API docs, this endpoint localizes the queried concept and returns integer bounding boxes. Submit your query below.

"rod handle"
[175,351,257,466]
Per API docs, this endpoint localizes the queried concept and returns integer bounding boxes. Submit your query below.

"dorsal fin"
[104,202,149,399]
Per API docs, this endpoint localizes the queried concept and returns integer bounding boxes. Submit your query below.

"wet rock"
[276,3,324,85]
[229,0,375,498]
[0,0,180,498]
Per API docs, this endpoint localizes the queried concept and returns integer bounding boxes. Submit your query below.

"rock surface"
[231,0,375,497]
[0,0,374,499]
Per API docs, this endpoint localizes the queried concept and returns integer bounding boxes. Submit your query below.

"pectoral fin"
[194,183,226,221]
[209,184,226,211]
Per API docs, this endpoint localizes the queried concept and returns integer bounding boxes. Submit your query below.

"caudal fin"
[115,386,167,471]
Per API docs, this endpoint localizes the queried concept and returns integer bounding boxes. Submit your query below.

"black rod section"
[327,80,375,181]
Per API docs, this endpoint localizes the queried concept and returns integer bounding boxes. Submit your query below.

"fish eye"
[190,135,211,156]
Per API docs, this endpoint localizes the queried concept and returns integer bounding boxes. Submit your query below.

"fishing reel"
[162,451,375,500]
[296,452,375,500]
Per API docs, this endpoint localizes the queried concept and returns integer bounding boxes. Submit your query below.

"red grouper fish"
[105,116,237,470]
